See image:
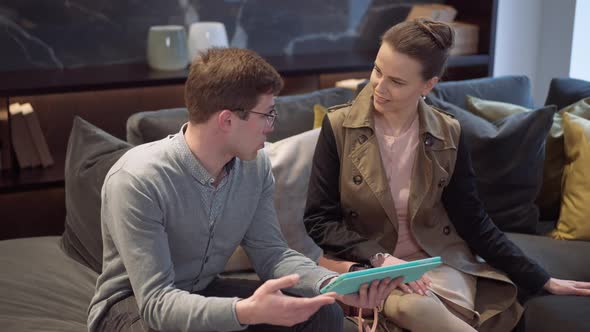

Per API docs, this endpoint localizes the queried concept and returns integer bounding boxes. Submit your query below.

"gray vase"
[147,25,189,71]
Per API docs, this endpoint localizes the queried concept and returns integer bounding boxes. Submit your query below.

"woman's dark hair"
[381,18,454,80]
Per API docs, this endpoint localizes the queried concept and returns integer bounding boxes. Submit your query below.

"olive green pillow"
[550,113,590,240]
[466,95,590,220]
[313,104,328,129]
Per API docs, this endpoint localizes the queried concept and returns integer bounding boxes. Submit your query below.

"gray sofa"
[1,77,589,331]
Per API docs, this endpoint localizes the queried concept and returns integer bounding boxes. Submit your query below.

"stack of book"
[406,4,457,23]
[449,22,479,56]
[405,4,479,56]
[0,108,10,171]
[5,103,54,169]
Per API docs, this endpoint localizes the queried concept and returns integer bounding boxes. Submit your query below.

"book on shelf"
[9,103,39,168]
[0,109,11,170]
[406,4,457,23]
[20,103,54,168]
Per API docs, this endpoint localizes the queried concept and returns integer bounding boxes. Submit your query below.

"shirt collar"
[172,123,235,186]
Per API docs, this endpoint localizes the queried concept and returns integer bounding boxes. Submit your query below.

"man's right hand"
[235,274,338,327]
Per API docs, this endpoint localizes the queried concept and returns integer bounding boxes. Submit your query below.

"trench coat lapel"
[408,99,448,224]
[344,85,399,231]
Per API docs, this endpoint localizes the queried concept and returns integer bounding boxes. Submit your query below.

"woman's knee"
[385,293,443,322]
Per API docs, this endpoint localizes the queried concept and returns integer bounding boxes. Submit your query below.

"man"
[88,48,399,332]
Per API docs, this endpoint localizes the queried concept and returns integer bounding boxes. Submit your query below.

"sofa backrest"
[126,87,354,145]
[545,77,590,110]
[430,75,535,109]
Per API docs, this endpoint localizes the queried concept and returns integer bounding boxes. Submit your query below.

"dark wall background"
[0,0,440,72]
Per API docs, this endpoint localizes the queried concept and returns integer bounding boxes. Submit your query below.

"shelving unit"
[0,0,498,239]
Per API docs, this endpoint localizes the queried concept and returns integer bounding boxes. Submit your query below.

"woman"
[304,18,590,332]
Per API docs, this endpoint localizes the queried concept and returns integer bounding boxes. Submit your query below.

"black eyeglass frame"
[233,108,278,128]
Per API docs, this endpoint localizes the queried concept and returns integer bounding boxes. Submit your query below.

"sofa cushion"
[507,232,590,282]
[519,295,590,332]
[126,88,354,145]
[430,75,534,110]
[545,77,590,110]
[62,117,132,273]
[265,128,324,261]
[0,236,97,331]
[466,96,590,221]
[428,97,555,233]
[549,113,590,241]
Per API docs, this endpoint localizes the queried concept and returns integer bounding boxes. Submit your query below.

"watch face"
[349,264,369,272]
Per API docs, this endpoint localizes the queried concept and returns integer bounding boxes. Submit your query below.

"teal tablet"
[320,256,442,295]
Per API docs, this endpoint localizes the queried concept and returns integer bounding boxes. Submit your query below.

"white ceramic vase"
[147,25,189,71]
[187,22,229,62]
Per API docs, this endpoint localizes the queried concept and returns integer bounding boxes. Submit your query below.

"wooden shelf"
[0,152,65,193]
[0,53,491,97]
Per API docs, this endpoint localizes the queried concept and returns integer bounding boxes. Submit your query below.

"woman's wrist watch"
[348,263,370,272]
[369,252,392,267]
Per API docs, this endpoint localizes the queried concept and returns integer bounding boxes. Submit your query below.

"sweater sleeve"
[442,131,550,292]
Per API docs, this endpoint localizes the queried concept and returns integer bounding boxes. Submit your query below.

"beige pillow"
[265,128,323,261]
[550,113,590,240]
[224,128,323,272]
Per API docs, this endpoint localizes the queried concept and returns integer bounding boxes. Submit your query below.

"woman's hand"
[337,277,402,309]
[543,278,590,296]
[376,255,432,296]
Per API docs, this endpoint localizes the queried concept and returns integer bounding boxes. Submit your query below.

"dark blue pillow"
[545,77,590,110]
[431,75,535,110]
[428,96,555,233]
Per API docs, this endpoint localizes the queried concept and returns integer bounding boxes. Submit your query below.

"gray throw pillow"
[428,97,555,233]
[265,128,323,261]
[62,117,132,273]
[431,75,535,110]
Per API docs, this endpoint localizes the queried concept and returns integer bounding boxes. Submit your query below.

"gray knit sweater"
[87,126,337,331]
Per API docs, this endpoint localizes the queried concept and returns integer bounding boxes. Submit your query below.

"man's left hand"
[543,277,590,296]
[336,277,402,309]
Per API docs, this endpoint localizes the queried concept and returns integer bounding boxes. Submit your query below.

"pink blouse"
[374,113,425,259]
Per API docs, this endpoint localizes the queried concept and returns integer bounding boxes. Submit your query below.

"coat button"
[350,211,359,218]
[438,178,447,188]
[424,134,434,147]
[205,256,209,263]
[358,135,368,144]
[353,175,363,185]
[443,226,451,235]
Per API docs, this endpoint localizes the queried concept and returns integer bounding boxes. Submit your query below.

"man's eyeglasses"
[234,108,278,128]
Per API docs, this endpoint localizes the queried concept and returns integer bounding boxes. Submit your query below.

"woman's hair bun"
[415,18,454,51]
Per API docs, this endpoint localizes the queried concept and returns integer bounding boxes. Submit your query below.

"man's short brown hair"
[184,47,284,123]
